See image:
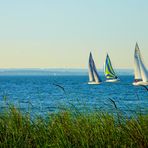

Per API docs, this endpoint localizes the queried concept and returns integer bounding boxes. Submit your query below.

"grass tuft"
[0,106,148,147]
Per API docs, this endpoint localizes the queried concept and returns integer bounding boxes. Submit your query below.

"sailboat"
[104,54,119,82]
[133,43,148,86]
[88,52,102,84]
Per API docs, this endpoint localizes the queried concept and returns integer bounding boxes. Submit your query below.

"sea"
[0,69,148,116]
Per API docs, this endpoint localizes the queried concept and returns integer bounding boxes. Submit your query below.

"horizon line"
[0,68,133,70]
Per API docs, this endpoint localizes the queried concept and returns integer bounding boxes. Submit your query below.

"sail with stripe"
[104,54,118,79]
[88,52,95,82]
[88,52,101,84]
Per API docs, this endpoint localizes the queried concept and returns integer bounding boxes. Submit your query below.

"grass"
[0,104,148,148]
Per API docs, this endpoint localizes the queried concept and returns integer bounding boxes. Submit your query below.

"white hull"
[88,81,101,85]
[106,78,119,82]
[133,81,148,86]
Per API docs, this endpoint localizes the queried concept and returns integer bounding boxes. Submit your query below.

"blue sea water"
[0,69,148,116]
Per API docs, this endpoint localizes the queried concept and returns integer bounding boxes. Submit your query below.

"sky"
[0,0,148,69]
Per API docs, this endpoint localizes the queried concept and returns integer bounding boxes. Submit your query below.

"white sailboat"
[133,43,148,86]
[88,52,102,84]
[104,54,119,82]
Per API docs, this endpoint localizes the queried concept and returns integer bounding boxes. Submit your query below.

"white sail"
[88,53,94,82]
[134,43,142,80]
[133,43,148,85]
[139,58,148,82]
[88,52,101,84]
[138,48,148,82]
[92,59,101,83]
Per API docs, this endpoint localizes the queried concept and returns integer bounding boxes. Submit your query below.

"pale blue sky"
[0,0,148,68]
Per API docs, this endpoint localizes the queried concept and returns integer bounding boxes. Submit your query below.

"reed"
[0,105,148,148]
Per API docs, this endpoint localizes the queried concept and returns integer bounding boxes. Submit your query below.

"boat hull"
[106,79,119,82]
[88,81,101,85]
[133,81,148,86]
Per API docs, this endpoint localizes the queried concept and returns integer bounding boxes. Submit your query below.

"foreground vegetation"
[0,106,148,148]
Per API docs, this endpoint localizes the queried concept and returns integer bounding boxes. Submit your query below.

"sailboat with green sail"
[104,54,119,82]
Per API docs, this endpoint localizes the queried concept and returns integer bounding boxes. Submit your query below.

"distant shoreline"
[0,68,133,76]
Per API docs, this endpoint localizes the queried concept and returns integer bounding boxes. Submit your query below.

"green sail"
[105,54,117,79]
